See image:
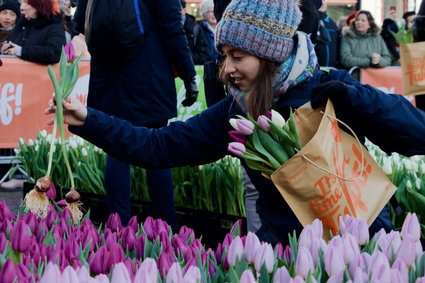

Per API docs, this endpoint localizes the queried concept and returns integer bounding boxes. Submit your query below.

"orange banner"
[361,67,416,105]
[0,57,90,148]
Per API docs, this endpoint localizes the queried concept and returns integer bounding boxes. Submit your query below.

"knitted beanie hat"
[0,0,21,17]
[215,0,302,63]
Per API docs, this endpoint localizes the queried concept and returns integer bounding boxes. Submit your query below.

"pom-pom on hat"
[215,0,302,64]
[0,0,21,17]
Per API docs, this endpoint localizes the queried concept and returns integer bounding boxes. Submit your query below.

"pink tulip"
[111,262,132,283]
[90,246,109,275]
[274,266,291,282]
[296,247,315,279]
[76,266,91,282]
[254,243,274,273]
[370,260,391,282]
[124,258,136,280]
[258,115,271,131]
[64,42,76,63]
[417,278,425,283]
[235,119,255,135]
[0,200,12,221]
[369,252,390,281]
[339,216,369,245]
[0,259,18,283]
[298,223,323,265]
[324,239,345,276]
[11,219,32,253]
[107,213,122,232]
[342,234,360,264]
[159,231,170,250]
[377,230,402,261]
[166,262,183,283]
[401,213,421,242]
[350,267,368,283]
[244,232,261,263]
[184,265,201,283]
[61,266,79,283]
[396,237,417,266]
[229,130,248,144]
[134,258,158,283]
[326,271,344,283]
[391,258,408,282]
[39,262,61,283]
[291,275,307,283]
[227,236,244,266]
[104,229,118,250]
[95,274,110,283]
[128,216,138,233]
[228,142,246,157]
[239,269,256,283]
[64,235,80,262]
[178,226,194,242]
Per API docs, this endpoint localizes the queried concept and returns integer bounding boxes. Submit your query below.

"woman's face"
[406,14,416,29]
[203,9,217,27]
[222,45,261,91]
[20,1,37,19]
[355,13,370,33]
[0,9,17,28]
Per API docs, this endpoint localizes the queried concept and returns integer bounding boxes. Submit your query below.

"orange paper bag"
[400,42,425,96]
[270,100,397,237]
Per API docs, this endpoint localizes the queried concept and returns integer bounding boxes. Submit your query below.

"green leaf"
[259,263,270,283]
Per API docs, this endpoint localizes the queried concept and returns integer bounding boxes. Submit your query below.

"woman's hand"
[1,42,20,56]
[45,96,88,126]
[371,53,381,65]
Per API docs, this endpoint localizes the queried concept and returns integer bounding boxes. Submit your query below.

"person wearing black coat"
[181,0,212,65]
[49,0,425,245]
[412,0,425,110]
[74,0,198,229]
[381,17,400,65]
[1,0,65,65]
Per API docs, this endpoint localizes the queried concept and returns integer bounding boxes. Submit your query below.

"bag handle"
[295,111,365,181]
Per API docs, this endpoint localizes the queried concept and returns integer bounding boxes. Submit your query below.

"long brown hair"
[219,59,279,119]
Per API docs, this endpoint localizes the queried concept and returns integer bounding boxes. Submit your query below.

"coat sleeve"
[330,70,425,156]
[376,36,392,67]
[20,24,66,64]
[148,0,196,82]
[69,96,234,168]
[191,24,213,65]
[340,36,371,68]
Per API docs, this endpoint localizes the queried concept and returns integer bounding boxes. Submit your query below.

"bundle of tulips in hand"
[228,110,301,176]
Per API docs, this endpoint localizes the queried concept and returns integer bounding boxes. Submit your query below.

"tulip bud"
[253,243,274,273]
[258,115,271,131]
[271,110,286,128]
[158,251,174,277]
[61,266,79,283]
[228,130,248,143]
[106,243,125,272]
[135,235,146,258]
[11,220,32,253]
[274,266,291,282]
[228,142,246,157]
[401,213,421,242]
[134,258,158,283]
[239,269,256,283]
[0,259,18,283]
[324,240,345,276]
[64,235,80,262]
[0,200,12,221]
[227,236,244,266]
[184,265,201,283]
[296,247,315,279]
[90,246,108,275]
[122,227,137,251]
[64,42,76,63]
[128,216,138,233]
[178,226,194,242]
[143,217,156,240]
[39,262,61,283]
[244,232,261,263]
[110,262,132,283]
[396,237,417,266]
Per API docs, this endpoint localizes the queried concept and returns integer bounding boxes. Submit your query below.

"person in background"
[298,0,322,44]
[1,0,66,64]
[340,10,391,69]
[381,7,400,65]
[0,0,20,49]
[403,11,416,30]
[181,0,211,65]
[412,1,425,110]
[73,0,198,230]
[198,0,219,62]
[314,1,340,68]
[48,0,425,245]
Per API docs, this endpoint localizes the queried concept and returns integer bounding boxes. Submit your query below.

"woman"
[47,0,425,245]
[1,0,66,64]
[0,0,20,48]
[340,10,391,69]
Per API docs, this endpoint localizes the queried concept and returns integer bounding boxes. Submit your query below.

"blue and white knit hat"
[215,0,302,63]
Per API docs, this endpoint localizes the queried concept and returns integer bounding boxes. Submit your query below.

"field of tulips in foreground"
[0,200,425,283]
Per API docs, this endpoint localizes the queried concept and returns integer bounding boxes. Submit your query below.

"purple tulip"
[134,258,158,283]
[324,238,345,276]
[128,216,138,233]
[22,212,37,233]
[227,236,244,267]
[274,266,291,282]
[239,269,256,283]
[35,220,48,243]
[16,263,32,282]
[90,246,109,275]
[124,258,136,281]
[11,219,32,253]
[45,183,57,200]
[298,222,324,265]
[184,265,201,282]
[369,257,391,283]
[244,232,261,263]
[136,235,146,258]
[39,262,61,283]
[327,271,344,283]
[111,262,132,283]
[158,251,174,277]
[342,234,360,264]
[178,226,194,243]
[253,243,274,273]
[64,235,80,262]
[57,200,68,208]
[0,233,7,254]
[339,215,369,245]
[166,262,183,282]
[61,266,79,283]
[228,142,246,157]
[155,219,170,236]
[229,118,255,135]
[122,227,137,251]
[64,42,76,63]
[172,235,188,257]
[401,213,421,242]
[143,217,156,240]
[396,237,417,266]
[106,243,125,272]
[257,115,271,131]
[283,245,291,263]
[0,200,12,221]
[417,278,425,283]
[0,259,18,283]
[296,247,315,279]
[215,243,223,263]
[159,231,170,250]
[107,213,122,232]
[228,130,248,143]
[377,230,402,261]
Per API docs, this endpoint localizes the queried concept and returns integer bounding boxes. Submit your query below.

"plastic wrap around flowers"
[0,199,424,282]
[227,110,301,176]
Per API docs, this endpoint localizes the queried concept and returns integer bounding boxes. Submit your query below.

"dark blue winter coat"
[74,0,196,126]
[70,68,425,244]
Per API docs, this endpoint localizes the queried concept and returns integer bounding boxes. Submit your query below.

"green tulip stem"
[46,118,57,178]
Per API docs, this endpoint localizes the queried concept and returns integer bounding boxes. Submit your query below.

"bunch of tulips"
[227,110,301,176]
[0,198,425,282]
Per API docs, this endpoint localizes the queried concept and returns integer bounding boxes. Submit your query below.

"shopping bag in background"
[400,42,425,96]
[270,101,397,237]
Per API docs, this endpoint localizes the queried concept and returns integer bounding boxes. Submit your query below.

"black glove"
[181,77,199,107]
[311,80,349,109]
